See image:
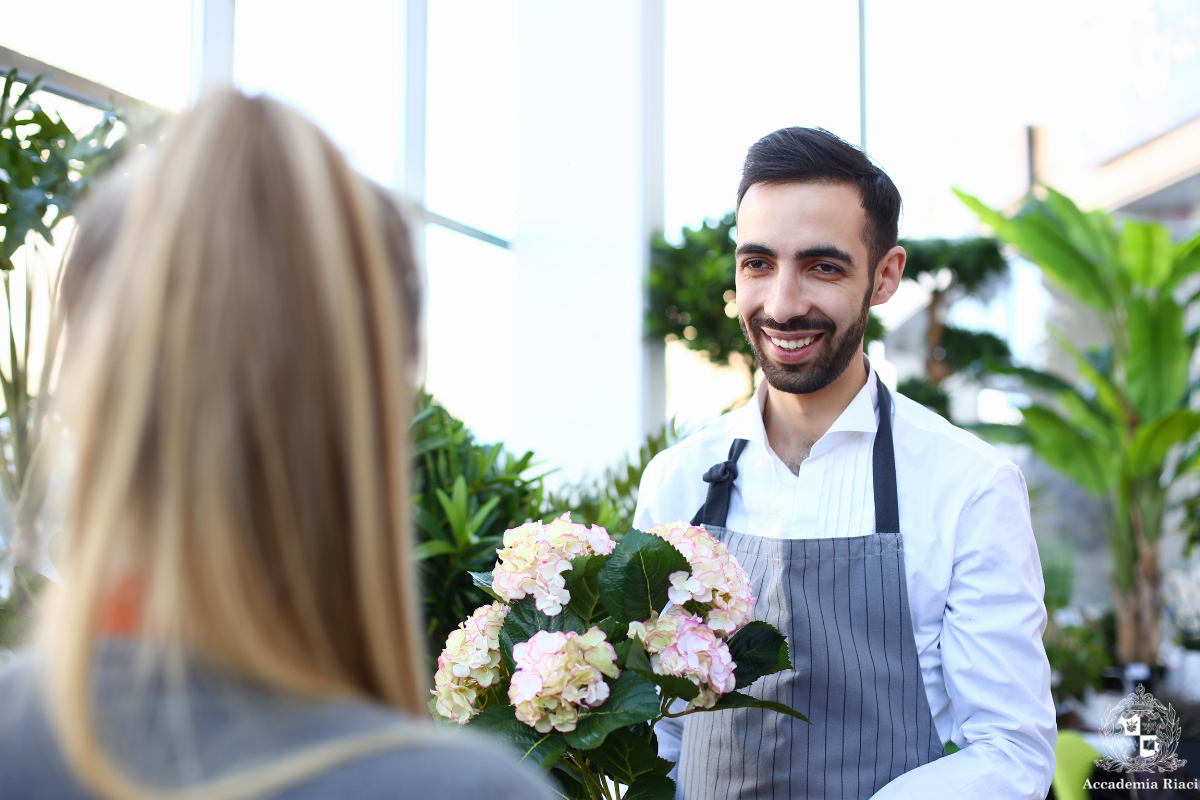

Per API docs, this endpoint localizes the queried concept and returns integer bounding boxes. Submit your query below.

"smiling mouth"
[766,332,822,351]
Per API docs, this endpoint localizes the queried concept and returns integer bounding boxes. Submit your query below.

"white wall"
[512,0,663,485]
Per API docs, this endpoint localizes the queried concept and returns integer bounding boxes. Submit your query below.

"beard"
[739,283,873,395]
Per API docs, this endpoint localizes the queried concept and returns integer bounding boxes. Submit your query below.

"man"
[633,128,1055,799]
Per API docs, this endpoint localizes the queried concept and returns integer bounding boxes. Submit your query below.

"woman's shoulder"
[0,653,92,800]
[277,725,560,800]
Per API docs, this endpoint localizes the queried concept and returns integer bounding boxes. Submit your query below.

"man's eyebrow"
[796,244,855,267]
[735,242,777,258]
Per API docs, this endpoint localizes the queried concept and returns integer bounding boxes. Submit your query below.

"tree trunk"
[1111,495,1165,666]
[1113,587,1141,665]
[924,290,952,385]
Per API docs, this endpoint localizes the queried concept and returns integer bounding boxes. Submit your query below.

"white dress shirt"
[633,364,1056,800]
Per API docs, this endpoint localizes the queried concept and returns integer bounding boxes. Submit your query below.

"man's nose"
[763,267,812,323]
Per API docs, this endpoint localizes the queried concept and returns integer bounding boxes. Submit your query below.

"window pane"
[422,225,518,446]
[426,0,518,240]
[1,0,191,109]
[233,0,404,187]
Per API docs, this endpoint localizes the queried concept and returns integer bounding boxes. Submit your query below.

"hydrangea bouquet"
[431,515,806,800]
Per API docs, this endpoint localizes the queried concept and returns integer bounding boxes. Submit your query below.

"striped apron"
[677,381,943,799]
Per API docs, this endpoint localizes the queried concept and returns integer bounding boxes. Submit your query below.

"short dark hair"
[737,127,901,270]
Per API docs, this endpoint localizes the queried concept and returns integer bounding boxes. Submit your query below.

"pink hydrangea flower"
[432,602,509,723]
[646,521,757,635]
[508,627,620,733]
[629,607,736,709]
[492,514,614,616]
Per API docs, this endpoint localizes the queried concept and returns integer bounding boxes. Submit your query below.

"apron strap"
[872,379,901,534]
[689,438,749,527]
[689,377,900,534]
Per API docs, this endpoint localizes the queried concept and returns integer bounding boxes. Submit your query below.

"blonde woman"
[0,91,554,800]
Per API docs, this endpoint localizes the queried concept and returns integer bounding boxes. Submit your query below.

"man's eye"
[813,262,841,274]
[743,258,770,270]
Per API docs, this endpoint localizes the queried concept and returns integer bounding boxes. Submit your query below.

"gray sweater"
[0,640,557,800]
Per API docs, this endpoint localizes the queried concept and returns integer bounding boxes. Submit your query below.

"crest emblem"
[1095,684,1187,772]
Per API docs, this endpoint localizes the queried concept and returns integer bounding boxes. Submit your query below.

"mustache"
[748,313,836,334]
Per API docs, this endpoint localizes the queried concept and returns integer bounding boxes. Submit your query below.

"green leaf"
[595,616,628,642]
[550,768,590,800]
[710,690,810,723]
[1022,406,1117,495]
[623,775,677,800]
[564,554,607,624]
[1165,227,1200,289]
[0,608,33,651]
[726,621,791,689]
[562,671,661,750]
[14,567,49,610]
[625,635,699,700]
[966,423,1031,445]
[1058,392,1118,448]
[977,359,1076,395]
[1048,328,1126,425]
[414,540,457,560]
[434,475,472,547]
[1126,410,1200,478]
[1126,294,1188,422]
[468,494,502,538]
[498,625,517,674]
[469,570,504,603]
[1121,220,1173,288]
[466,705,568,771]
[504,596,588,645]
[583,726,673,785]
[1042,186,1118,269]
[955,189,1114,310]
[597,529,689,623]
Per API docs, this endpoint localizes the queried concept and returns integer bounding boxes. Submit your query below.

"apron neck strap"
[872,379,901,534]
[690,438,749,527]
[690,376,901,534]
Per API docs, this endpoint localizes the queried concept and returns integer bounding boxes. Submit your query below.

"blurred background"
[3,1,1200,794]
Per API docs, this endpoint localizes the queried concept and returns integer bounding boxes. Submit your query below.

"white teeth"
[770,335,815,351]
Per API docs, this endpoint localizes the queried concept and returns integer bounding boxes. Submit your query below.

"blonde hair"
[42,90,428,798]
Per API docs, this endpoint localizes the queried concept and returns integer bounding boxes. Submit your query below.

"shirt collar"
[729,356,881,457]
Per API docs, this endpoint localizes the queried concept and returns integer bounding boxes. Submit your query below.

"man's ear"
[869,245,906,307]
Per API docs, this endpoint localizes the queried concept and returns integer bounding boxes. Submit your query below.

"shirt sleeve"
[632,453,663,532]
[871,464,1057,800]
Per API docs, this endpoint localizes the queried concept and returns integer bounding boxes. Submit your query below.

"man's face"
[734,181,875,395]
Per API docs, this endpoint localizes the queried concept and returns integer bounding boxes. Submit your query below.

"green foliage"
[896,377,950,418]
[725,620,791,689]
[0,73,135,615]
[466,705,568,770]
[548,423,676,534]
[900,236,1008,295]
[956,186,1200,664]
[625,635,700,700]
[940,327,1011,372]
[582,727,673,785]
[1045,623,1110,704]
[709,691,810,722]
[596,530,689,623]
[648,213,747,368]
[0,70,127,269]
[622,775,677,800]
[562,672,662,750]
[412,391,545,659]
[0,565,50,652]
